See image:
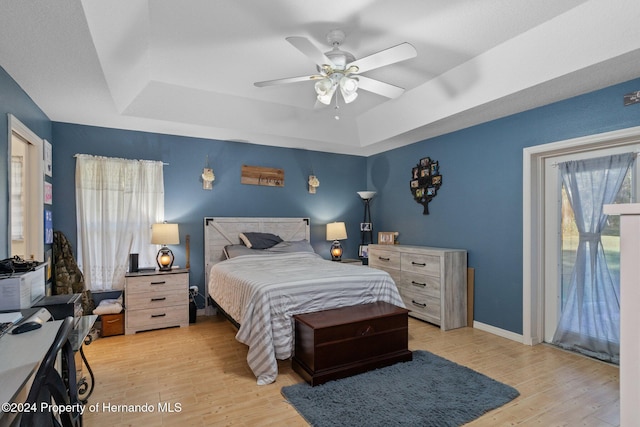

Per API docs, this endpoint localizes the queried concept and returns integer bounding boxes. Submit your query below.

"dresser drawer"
[126,289,186,310]
[401,253,440,276]
[400,288,441,323]
[125,272,187,294]
[396,272,441,299]
[125,305,187,332]
[368,249,400,270]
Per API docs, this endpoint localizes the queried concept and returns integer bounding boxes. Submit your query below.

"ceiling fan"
[254,30,417,107]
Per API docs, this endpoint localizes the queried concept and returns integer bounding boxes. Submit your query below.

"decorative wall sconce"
[308,175,320,194]
[202,168,215,190]
[201,155,215,190]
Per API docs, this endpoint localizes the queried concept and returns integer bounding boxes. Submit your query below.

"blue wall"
[0,66,52,259]
[51,123,367,299]
[3,61,640,334]
[366,77,640,334]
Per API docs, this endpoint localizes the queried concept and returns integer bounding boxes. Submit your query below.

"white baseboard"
[473,320,526,344]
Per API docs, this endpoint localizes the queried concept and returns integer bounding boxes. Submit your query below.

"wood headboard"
[203,217,310,311]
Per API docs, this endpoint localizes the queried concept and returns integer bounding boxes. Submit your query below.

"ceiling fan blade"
[348,42,417,74]
[286,36,334,67]
[254,74,322,87]
[357,76,405,99]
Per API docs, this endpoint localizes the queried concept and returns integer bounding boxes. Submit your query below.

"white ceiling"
[1,0,639,156]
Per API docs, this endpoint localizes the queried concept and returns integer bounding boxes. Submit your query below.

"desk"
[0,315,98,423]
[71,315,98,403]
[0,320,62,421]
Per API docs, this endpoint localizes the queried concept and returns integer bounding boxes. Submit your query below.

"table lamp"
[151,223,179,270]
[326,222,347,261]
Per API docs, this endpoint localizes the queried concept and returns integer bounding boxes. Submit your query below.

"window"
[75,154,165,291]
[8,115,44,260]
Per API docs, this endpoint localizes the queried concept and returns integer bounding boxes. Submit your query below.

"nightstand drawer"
[125,289,186,310]
[125,305,187,332]
[125,272,187,294]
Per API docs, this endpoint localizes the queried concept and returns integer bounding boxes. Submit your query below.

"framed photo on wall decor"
[378,232,395,245]
[358,244,369,258]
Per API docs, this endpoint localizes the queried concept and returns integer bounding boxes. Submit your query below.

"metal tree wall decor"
[410,157,442,214]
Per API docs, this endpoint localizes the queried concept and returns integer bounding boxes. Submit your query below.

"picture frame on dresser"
[378,232,395,245]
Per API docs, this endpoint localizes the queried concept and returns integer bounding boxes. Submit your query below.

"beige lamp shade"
[151,223,180,245]
[326,222,347,241]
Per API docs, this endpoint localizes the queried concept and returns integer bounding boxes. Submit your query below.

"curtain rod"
[73,154,168,165]
[550,151,639,167]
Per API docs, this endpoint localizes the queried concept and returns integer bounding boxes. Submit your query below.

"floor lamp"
[357,191,376,264]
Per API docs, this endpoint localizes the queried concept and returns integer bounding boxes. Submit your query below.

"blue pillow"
[239,232,283,249]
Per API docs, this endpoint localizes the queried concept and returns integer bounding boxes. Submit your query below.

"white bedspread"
[208,252,405,385]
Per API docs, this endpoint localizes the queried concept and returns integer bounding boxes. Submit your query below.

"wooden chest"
[292,301,412,386]
[100,312,124,337]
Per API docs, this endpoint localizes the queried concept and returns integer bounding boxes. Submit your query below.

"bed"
[204,217,405,385]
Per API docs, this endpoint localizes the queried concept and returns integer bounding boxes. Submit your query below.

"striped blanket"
[208,252,404,385]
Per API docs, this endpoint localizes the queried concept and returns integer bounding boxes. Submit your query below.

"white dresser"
[124,269,189,334]
[368,244,467,330]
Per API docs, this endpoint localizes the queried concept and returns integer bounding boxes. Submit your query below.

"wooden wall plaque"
[241,165,284,187]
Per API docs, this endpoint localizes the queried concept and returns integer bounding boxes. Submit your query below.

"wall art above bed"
[241,164,284,187]
[410,157,442,215]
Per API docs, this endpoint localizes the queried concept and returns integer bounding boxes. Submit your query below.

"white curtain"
[552,152,635,363]
[75,154,165,291]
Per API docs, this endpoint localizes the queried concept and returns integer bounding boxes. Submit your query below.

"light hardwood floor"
[82,315,619,427]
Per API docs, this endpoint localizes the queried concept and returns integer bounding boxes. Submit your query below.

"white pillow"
[93,298,123,315]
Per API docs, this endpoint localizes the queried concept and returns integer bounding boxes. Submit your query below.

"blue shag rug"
[281,350,519,427]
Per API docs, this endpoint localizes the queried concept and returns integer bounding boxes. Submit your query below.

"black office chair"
[20,316,82,427]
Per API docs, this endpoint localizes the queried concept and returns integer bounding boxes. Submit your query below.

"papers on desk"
[0,312,22,324]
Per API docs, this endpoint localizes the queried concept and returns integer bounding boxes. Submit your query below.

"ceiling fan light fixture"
[315,78,336,105]
[254,31,415,109]
[339,76,358,103]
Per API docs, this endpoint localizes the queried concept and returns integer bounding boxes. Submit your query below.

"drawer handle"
[411,300,427,308]
[411,261,426,267]
[411,281,426,287]
[357,325,375,336]
[106,319,121,324]
[150,281,166,285]
[151,313,167,318]
[378,256,390,261]
[151,297,167,302]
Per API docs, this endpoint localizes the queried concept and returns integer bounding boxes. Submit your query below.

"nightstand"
[124,269,189,334]
[339,258,362,265]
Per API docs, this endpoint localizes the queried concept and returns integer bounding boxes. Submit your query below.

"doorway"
[8,114,44,260]
[543,148,639,359]
[522,125,640,346]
